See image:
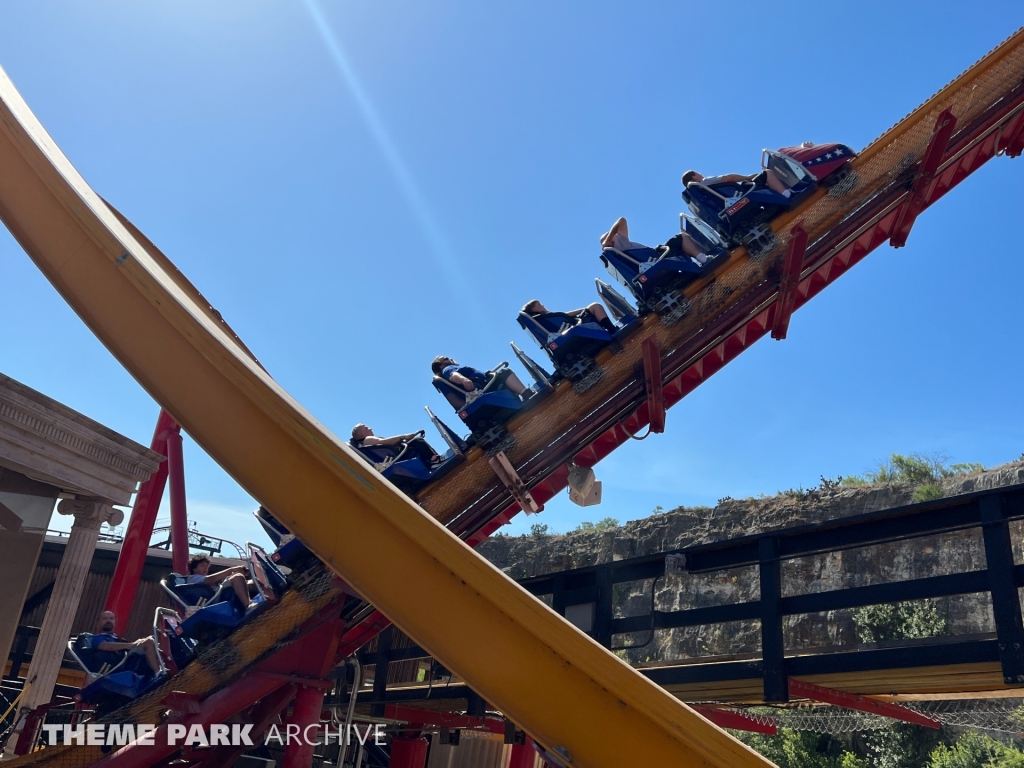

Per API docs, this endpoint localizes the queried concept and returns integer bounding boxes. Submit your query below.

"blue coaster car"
[68,631,166,712]
[160,549,286,644]
[516,311,614,392]
[432,363,531,451]
[154,607,197,674]
[351,431,460,496]
[600,245,705,323]
[684,143,856,255]
[254,505,311,568]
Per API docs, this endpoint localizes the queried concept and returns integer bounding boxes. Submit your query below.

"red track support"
[282,684,326,768]
[788,679,940,729]
[390,736,429,768]
[694,706,777,735]
[383,704,504,734]
[188,684,297,768]
[508,738,537,768]
[771,226,808,341]
[165,429,190,575]
[98,674,287,767]
[890,110,957,247]
[1002,112,1024,157]
[105,410,178,633]
[641,337,665,434]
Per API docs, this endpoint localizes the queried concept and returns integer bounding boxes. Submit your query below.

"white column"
[4,499,123,755]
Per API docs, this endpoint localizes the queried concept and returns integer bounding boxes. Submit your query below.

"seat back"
[254,507,290,546]
[517,312,574,347]
[432,376,468,410]
[161,574,219,609]
[351,440,400,465]
[69,634,127,676]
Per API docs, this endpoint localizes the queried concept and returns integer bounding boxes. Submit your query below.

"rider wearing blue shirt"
[431,356,530,409]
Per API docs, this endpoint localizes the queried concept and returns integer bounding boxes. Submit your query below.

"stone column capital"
[57,498,124,527]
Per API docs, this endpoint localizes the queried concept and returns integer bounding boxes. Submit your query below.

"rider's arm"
[360,435,406,447]
[95,640,135,652]
[204,565,246,584]
[600,217,628,248]
[448,371,476,391]
[708,173,755,184]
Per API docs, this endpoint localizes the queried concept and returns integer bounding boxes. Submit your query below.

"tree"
[928,732,1024,768]
[739,729,865,768]
[529,523,549,537]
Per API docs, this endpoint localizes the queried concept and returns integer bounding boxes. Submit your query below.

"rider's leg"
[227,573,255,609]
[585,303,617,333]
[765,168,792,197]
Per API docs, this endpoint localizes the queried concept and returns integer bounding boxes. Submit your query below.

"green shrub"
[929,731,1024,768]
[572,517,620,533]
[913,484,946,503]
[853,600,946,643]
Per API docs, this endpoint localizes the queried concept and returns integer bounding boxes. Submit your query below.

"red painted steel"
[390,737,429,768]
[694,707,777,735]
[1002,111,1024,156]
[97,675,286,767]
[383,704,505,734]
[188,685,296,768]
[282,685,327,768]
[771,226,808,341]
[509,739,537,768]
[788,679,940,729]
[890,110,958,247]
[104,410,178,633]
[165,430,190,575]
[641,337,665,434]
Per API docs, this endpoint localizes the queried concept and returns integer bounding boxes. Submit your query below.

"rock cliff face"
[478,462,1024,664]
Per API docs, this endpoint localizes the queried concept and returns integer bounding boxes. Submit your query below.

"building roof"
[0,372,163,504]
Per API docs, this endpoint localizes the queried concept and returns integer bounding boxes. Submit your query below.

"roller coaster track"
[4,24,1024,768]
[413,26,1024,542]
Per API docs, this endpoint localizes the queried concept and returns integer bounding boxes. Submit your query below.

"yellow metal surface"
[0,66,770,768]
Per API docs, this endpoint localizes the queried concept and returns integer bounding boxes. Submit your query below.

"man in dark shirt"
[430,356,531,409]
[350,424,442,468]
[91,611,161,675]
[521,299,617,335]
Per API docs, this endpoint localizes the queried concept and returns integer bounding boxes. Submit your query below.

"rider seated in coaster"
[600,217,711,266]
[350,424,442,468]
[682,168,793,198]
[521,299,617,335]
[186,555,257,611]
[92,610,161,675]
[431,356,531,409]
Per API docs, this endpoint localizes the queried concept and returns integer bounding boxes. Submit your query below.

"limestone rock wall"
[479,463,1024,664]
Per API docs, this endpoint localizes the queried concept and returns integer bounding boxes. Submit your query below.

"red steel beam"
[105,410,178,634]
[390,737,429,768]
[641,337,665,434]
[383,704,505,734]
[788,679,940,729]
[1002,111,1024,157]
[770,226,808,341]
[165,430,190,575]
[187,684,296,768]
[694,707,777,736]
[890,110,957,247]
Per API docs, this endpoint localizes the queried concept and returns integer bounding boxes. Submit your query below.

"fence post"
[759,537,788,702]
[980,495,1024,685]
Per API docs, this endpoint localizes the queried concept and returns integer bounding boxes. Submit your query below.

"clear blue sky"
[1,2,1021,545]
